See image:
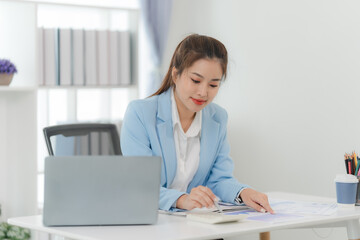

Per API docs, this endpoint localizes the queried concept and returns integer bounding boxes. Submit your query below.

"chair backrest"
[43,123,121,156]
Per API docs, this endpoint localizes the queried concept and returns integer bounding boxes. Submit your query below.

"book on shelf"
[84,30,97,86]
[59,28,72,86]
[38,27,45,86]
[108,30,119,86]
[39,28,133,87]
[43,28,59,86]
[72,29,85,86]
[96,30,109,86]
[55,29,60,86]
[118,31,131,85]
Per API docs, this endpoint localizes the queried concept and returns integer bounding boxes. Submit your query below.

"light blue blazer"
[120,89,249,210]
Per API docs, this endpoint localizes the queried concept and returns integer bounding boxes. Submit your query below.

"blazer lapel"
[157,90,177,187]
[188,106,220,190]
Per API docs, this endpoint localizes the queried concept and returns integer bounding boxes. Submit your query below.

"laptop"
[43,156,161,226]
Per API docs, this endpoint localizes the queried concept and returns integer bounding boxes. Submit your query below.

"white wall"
[0,1,38,220]
[164,0,360,239]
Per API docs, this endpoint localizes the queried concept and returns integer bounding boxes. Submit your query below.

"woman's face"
[173,58,223,117]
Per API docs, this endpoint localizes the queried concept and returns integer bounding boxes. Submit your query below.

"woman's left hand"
[239,188,274,214]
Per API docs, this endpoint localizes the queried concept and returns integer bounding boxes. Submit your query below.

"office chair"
[43,123,121,156]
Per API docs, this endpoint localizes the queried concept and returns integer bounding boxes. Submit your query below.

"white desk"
[8,192,360,240]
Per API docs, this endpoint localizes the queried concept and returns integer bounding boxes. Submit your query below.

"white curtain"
[139,0,173,98]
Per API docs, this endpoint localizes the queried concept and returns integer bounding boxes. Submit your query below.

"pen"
[355,156,360,176]
[354,152,358,171]
[350,157,355,175]
[348,159,352,175]
[352,152,356,175]
[214,199,223,213]
[345,154,349,174]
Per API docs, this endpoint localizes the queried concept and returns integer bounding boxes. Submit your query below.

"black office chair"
[43,123,121,156]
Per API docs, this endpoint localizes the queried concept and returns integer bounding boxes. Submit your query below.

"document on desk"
[159,199,337,223]
[222,198,337,223]
[160,207,304,223]
[268,198,338,216]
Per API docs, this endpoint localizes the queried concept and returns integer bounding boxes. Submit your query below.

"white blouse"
[169,89,202,193]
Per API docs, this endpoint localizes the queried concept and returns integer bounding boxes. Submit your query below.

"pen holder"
[356,177,360,206]
[335,174,358,207]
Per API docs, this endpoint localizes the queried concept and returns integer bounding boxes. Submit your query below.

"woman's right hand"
[176,186,217,210]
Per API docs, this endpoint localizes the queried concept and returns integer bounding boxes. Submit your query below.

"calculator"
[186,212,247,224]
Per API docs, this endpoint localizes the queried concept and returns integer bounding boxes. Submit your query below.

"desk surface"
[8,192,360,240]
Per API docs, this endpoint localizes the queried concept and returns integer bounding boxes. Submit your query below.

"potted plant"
[0,222,31,240]
[0,205,31,240]
[0,59,17,86]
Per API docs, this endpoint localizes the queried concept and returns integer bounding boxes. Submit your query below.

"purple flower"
[0,59,17,74]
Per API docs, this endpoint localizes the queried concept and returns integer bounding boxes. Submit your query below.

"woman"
[121,34,273,213]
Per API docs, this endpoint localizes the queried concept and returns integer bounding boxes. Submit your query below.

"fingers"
[176,194,202,210]
[176,186,218,210]
[247,199,274,213]
[260,199,274,214]
[189,186,217,208]
[197,186,217,201]
[251,192,274,214]
[240,188,275,214]
[245,199,267,213]
[187,198,203,209]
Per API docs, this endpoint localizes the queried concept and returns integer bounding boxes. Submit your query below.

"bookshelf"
[38,85,137,89]
[0,86,37,92]
[0,0,139,220]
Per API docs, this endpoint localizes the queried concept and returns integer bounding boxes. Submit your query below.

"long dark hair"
[150,34,228,97]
